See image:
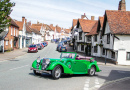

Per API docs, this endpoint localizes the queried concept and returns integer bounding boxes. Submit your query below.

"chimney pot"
[22,16,25,22]
[91,16,95,20]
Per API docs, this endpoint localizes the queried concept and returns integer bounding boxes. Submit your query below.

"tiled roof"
[56,26,61,33]
[72,19,78,27]
[86,21,98,36]
[49,25,55,31]
[31,24,42,32]
[99,16,104,29]
[31,28,42,35]
[65,29,71,34]
[9,17,19,28]
[103,10,130,35]
[26,24,32,34]
[15,21,23,31]
[78,19,97,32]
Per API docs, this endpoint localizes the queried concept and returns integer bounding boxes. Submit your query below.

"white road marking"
[10,65,29,70]
[94,78,101,89]
[84,79,90,90]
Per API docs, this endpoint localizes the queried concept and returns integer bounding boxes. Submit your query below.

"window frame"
[94,46,98,53]
[94,35,97,42]
[14,28,15,36]
[87,36,91,42]
[107,34,110,44]
[79,32,82,40]
[81,45,84,51]
[111,51,115,59]
[11,27,12,36]
[6,41,8,45]
[126,52,130,60]
[102,48,105,55]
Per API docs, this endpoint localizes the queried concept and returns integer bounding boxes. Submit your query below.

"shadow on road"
[29,72,99,80]
[95,70,130,90]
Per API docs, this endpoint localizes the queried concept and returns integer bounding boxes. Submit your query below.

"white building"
[74,17,96,53]
[102,9,130,65]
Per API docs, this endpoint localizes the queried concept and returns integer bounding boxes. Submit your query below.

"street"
[0,42,130,90]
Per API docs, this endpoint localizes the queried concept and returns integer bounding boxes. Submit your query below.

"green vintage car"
[30,52,101,79]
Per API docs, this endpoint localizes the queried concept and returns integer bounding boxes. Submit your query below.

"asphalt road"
[0,42,130,90]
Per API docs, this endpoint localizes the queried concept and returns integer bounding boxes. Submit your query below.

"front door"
[85,45,91,56]
[72,60,87,73]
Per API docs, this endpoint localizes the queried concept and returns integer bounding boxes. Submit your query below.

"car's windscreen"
[29,45,36,47]
[37,44,40,46]
[61,53,75,59]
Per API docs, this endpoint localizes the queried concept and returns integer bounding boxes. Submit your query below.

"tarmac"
[0,43,130,67]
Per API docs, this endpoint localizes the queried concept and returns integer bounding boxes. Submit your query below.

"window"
[111,51,115,59]
[75,36,77,40]
[87,36,91,42]
[126,52,130,60]
[94,46,98,53]
[81,45,84,51]
[6,41,8,45]
[107,34,110,44]
[79,32,82,40]
[95,35,97,42]
[14,28,15,36]
[100,33,102,39]
[102,48,105,55]
[11,27,12,35]
[16,29,17,36]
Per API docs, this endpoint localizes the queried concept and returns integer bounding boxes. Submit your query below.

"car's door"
[72,60,88,73]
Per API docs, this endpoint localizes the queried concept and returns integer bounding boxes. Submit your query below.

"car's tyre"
[33,70,41,75]
[88,66,96,76]
[52,65,62,80]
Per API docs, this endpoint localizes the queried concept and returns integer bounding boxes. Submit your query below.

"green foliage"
[0,0,15,33]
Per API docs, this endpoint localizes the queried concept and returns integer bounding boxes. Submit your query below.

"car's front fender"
[46,62,73,74]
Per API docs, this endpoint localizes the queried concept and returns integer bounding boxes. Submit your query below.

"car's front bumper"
[30,67,51,74]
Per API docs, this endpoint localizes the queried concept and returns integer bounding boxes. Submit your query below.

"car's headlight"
[42,58,50,69]
[37,56,41,63]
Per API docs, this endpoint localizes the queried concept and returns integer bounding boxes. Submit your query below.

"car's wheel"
[88,66,96,76]
[52,65,62,80]
[33,70,41,75]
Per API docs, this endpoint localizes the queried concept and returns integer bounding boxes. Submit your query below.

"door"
[85,45,91,56]
[72,60,87,72]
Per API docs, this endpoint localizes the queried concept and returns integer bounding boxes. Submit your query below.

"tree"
[0,0,15,33]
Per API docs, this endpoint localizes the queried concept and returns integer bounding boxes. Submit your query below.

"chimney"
[37,21,39,24]
[118,0,126,11]
[25,19,27,24]
[27,21,31,26]
[91,16,95,20]
[81,13,86,19]
[50,24,53,27]
[22,16,25,23]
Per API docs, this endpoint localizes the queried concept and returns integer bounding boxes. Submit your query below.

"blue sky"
[10,0,130,29]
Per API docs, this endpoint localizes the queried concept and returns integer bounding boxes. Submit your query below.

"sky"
[10,0,130,29]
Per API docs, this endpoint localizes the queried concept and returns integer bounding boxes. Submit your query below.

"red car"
[28,44,38,53]
[40,43,44,48]
[44,41,48,45]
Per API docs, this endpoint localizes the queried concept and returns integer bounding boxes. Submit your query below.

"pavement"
[0,48,28,61]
